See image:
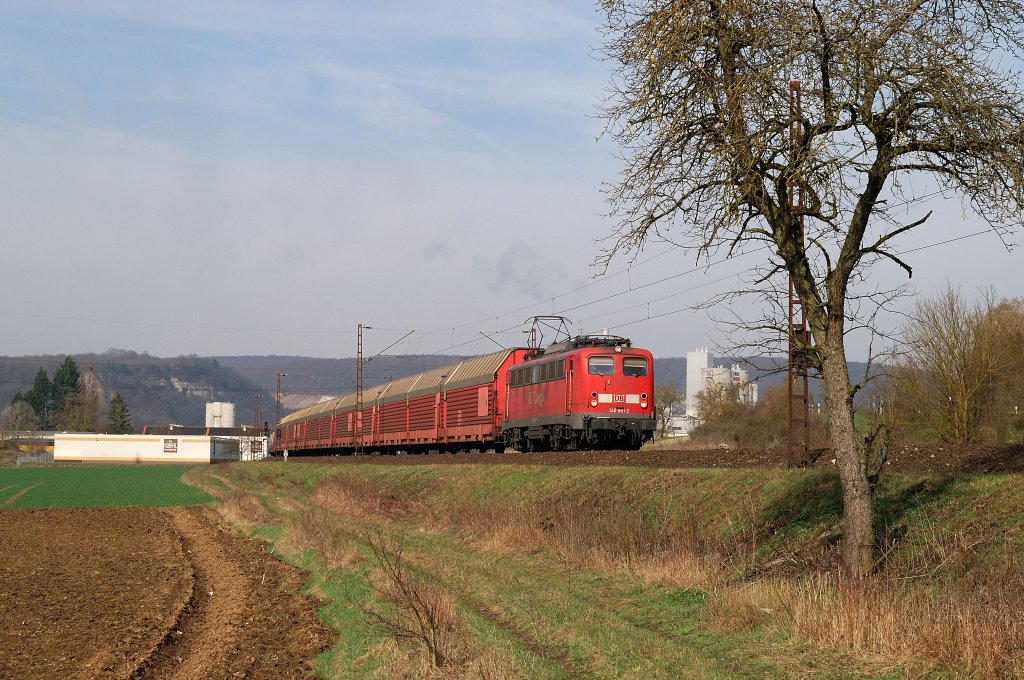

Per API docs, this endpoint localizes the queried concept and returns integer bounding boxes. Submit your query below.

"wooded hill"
[1,351,871,430]
[0,351,258,430]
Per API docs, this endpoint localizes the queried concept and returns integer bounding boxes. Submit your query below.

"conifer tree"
[107,392,133,434]
[52,356,81,411]
[23,368,53,428]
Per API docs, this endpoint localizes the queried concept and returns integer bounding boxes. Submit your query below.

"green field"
[0,466,212,508]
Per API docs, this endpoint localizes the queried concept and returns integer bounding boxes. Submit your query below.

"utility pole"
[787,79,811,466]
[276,372,287,428]
[356,324,371,453]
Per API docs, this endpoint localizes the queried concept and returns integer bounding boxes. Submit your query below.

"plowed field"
[0,506,329,679]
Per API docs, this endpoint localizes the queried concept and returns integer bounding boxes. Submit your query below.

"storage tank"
[205,402,236,428]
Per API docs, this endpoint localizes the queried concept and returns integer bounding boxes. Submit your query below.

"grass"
[0,465,212,508]
[12,457,1005,677]
[193,462,960,678]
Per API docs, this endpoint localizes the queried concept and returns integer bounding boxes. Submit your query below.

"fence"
[1,431,55,441]
[16,452,54,466]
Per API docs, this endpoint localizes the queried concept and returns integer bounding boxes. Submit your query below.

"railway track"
[286,442,1024,474]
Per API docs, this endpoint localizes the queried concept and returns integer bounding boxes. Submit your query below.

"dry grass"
[313,472,1024,676]
[798,573,1022,678]
[281,506,358,569]
[711,569,1024,677]
[704,580,779,633]
[373,642,520,680]
[312,475,419,520]
[439,494,727,590]
[217,492,271,526]
[318,475,733,589]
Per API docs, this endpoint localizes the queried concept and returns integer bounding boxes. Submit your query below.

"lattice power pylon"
[356,323,365,454]
[787,80,811,466]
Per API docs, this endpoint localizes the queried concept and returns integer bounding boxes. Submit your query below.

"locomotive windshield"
[623,358,648,376]
[588,356,615,376]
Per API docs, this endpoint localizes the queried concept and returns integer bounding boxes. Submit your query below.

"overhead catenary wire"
[0,209,1005,363]
[0,226,999,400]
[388,225,1001,359]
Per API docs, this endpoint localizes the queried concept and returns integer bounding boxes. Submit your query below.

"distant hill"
[224,353,874,407]
[214,354,474,410]
[0,351,261,430]
[0,350,876,430]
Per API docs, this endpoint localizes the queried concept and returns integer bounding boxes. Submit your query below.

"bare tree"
[358,532,465,668]
[694,382,737,423]
[893,287,1023,443]
[654,383,683,436]
[989,299,1024,441]
[2,401,40,435]
[599,0,1024,574]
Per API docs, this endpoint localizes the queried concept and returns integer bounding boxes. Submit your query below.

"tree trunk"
[820,336,874,576]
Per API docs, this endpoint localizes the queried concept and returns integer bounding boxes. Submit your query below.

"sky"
[1,1,1021,363]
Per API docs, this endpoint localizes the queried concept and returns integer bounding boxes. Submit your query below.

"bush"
[691,383,826,449]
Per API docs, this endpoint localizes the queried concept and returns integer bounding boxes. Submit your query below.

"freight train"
[272,332,655,455]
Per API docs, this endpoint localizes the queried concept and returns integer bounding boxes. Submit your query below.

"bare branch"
[598,0,1024,576]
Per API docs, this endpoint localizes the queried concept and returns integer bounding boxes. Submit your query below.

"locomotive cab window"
[588,356,615,376]
[623,357,648,377]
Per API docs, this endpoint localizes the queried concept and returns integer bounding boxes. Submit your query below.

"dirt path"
[0,507,330,680]
[137,506,330,679]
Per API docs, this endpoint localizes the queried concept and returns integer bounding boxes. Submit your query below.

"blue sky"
[1,1,1021,364]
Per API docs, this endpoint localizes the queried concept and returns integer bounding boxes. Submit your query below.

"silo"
[205,402,236,428]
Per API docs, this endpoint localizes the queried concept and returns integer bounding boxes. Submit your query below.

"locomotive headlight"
[641,401,648,409]
[641,393,648,400]
[590,399,598,407]
[591,391,598,398]
[615,345,623,353]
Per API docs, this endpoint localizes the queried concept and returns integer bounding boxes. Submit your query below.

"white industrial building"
[53,433,268,464]
[685,348,759,422]
[53,401,268,464]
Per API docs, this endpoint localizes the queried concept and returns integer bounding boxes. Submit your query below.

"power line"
[0,219,1004,362]
[399,225,1003,357]
[601,228,998,334]
[0,226,993,397]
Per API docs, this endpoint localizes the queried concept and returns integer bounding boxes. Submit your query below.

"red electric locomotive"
[272,318,655,455]
[502,333,655,451]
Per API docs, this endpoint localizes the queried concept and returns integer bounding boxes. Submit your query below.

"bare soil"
[0,506,330,679]
[298,442,1024,474]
